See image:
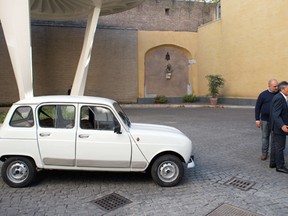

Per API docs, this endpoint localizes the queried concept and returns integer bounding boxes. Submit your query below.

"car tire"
[151,154,184,187]
[1,157,36,188]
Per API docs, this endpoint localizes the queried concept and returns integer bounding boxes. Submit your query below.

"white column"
[0,0,33,99]
[70,0,102,96]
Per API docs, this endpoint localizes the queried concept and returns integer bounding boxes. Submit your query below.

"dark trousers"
[270,132,286,168]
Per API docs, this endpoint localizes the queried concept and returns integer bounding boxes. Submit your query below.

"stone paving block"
[0,108,287,216]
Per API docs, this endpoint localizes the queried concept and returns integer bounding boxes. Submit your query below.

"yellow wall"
[198,0,288,98]
[138,31,198,98]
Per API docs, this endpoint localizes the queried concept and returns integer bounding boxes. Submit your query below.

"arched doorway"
[145,45,190,98]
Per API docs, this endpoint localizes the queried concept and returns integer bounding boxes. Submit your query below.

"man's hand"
[256,121,261,128]
[281,125,288,133]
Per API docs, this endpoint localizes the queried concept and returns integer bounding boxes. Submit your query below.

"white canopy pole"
[0,0,33,99]
[70,0,102,96]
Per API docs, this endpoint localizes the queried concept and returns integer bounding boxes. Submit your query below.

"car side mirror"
[114,122,122,134]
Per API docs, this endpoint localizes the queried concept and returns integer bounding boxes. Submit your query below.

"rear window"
[10,106,34,127]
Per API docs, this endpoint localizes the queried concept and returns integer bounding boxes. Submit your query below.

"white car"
[0,96,195,187]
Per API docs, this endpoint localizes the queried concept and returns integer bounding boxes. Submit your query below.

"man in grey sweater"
[255,79,278,160]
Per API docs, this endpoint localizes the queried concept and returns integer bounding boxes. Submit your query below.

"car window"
[38,105,75,128]
[58,105,75,128]
[38,105,55,127]
[80,106,117,130]
[10,106,34,127]
[113,102,131,127]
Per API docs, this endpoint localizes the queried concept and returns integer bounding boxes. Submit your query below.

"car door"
[37,104,77,167]
[76,105,132,169]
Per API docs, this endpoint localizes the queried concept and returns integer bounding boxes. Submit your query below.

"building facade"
[1,0,287,105]
[0,0,214,104]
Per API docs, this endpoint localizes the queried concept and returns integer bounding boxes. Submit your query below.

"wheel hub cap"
[159,162,178,182]
[7,162,29,183]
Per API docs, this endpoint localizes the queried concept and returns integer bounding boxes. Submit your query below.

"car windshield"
[113,102,131,128]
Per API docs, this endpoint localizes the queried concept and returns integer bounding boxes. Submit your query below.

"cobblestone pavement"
[0,107,288,216]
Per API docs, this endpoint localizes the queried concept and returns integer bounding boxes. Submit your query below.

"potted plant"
[205,74,225,105]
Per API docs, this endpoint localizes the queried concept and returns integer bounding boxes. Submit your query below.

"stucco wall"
[197,0,288,99]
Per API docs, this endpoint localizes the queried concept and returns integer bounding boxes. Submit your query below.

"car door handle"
[79,134,90,138]
[39,132,51,137]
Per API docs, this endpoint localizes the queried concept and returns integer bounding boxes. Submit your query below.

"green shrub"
[154,95,168,104]
[182,94,198,103]
[0,112,7,123]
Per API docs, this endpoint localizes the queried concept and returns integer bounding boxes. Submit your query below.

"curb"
[121,104,254,109]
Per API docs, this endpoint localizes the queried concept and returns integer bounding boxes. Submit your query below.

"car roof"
[14,95,116,106]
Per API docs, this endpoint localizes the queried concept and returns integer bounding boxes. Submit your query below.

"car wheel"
[151,154,184,187]
[1,157,36,188]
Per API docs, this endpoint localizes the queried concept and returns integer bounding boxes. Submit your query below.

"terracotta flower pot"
[210,98,218,105]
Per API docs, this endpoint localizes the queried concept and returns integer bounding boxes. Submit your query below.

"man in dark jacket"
[255,79,278,160]
[270,81,288,174]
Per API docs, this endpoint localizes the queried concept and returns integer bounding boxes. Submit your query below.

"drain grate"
[92,193,132,212]
[225,177,255,191]
[207,204,263,216]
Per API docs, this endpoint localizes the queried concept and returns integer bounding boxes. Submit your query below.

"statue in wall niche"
[165,63,173,80]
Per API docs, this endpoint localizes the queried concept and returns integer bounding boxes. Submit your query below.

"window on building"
[216,2,221,19]
[165,8,170,15]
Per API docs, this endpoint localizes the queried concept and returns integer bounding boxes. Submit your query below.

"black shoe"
[269,164,276,168]
[276,167,288,174]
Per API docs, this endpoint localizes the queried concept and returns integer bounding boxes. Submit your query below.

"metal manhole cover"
[206,204,263,216]
[92,193,132,212]
[225,177,255,191]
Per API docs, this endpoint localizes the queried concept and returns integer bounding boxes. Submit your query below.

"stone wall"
[85,28,138,102]
[98,0,215,31]
[0,25,138,104]
[0,27,19,105]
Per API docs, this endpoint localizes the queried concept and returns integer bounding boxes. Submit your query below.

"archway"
[145,45,191,98]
